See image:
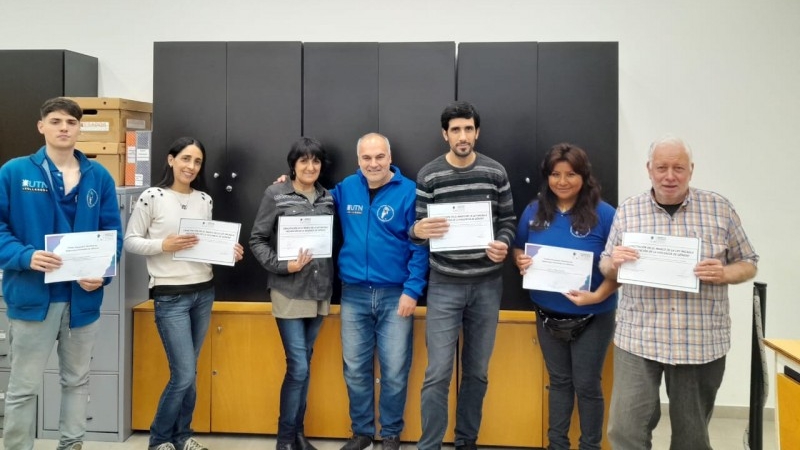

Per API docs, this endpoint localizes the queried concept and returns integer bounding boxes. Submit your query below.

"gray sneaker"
[66,444,83,450]
[149,444,177,450]
[382,436,401,450]
[341,435,373,450]
[182,438,209,450]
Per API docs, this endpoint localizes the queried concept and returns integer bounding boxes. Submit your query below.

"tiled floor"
[0,414,778,450]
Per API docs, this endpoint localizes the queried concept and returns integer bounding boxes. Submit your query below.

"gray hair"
[356,132,391,155]
[648,134,693,164]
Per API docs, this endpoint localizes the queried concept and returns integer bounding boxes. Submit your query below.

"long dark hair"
[533,143,601,234]
[156,137,208,191]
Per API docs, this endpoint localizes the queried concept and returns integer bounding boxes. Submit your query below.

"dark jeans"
[608,347,726,450]
[538,309,615,450]
[150,287,214,448]
[418,277,502,450]
[276,315,324,443]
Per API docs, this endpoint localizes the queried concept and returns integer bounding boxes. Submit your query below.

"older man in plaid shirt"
[599,135,758,450]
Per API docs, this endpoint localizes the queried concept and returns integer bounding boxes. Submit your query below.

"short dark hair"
[156,137,208,191]
[287,137,328,180]
[40,97,82,120]
[440,101,480,131]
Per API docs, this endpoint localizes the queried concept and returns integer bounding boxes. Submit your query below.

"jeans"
[276,315,324,442]
[538,309,615,450]
[607,347,726,450]
[418,277,502,450]
[341,284,413,437]
[4,301,98,450]
[149,287,214,448]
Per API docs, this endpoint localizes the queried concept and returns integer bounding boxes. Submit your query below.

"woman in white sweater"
[124,137,243,450]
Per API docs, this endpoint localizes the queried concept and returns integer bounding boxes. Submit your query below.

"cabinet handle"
[217,326,223,333]
[212,370,218,376]
[226,185,233,192]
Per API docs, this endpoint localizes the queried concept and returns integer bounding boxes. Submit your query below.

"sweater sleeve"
[494,169,517,247]
[0,164,36,271]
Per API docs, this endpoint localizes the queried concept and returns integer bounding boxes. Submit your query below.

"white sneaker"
[149,444,177,450]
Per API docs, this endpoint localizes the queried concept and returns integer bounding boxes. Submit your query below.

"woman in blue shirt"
[513,143,618,450]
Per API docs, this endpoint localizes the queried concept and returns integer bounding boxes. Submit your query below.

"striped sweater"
[414,152,516,280]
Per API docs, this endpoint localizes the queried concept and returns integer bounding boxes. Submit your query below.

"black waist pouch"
[534,305,594,342]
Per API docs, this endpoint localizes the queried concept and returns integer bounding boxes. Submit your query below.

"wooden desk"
[763,339,800,449]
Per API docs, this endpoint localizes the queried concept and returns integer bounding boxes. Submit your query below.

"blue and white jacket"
[332,166,428,300]
[0,147,123,327]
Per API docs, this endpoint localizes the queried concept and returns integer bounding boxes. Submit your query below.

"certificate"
[427,201,494,252]
[617,232,701,293]
[522,243,593,293]
[173,219,242,266]
[44,230,117,284]
[277,215,333,261]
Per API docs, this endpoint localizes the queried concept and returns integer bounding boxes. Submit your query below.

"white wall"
[3,0,798,410]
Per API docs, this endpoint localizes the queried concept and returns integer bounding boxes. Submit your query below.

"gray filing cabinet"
[32,186,148,442]
[1,272,9,434]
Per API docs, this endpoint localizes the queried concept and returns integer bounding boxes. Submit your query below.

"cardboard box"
[76,142,125,155]
[125,131,152,187]
[68,97,153,143]
[87,154,125,186]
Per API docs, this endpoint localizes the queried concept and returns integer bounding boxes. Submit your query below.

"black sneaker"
[276,440,296,450]
[382,435,401,450]
[296,433,318,450]
[341,435,373,450]
[454,440,477,450]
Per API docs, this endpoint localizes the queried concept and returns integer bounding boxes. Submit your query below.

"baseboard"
[660,403,775,421]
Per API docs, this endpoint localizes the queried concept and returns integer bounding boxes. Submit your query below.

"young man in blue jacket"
[0,97,123,450]
[335,133,429,450]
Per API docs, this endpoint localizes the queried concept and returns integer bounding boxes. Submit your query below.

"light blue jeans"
[149,287,214,448]
[4,301,98,450]
[341,284,413,438]
[418,277,502,450]
[607,346,726,450]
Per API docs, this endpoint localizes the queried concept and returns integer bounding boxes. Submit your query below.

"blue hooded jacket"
[331,165,428,300]
[0,147,123,327]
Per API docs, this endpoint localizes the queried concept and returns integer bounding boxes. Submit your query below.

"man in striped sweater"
[410,101,516,450]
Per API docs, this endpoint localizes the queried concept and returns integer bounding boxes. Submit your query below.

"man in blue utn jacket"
[0,97,123,450]
[334,133,429,450]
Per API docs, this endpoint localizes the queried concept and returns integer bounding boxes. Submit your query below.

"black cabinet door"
[153,41,303,301]
[303,42,379,187]
[219,42,302,300]
[537,42,619,206]
[457,42,540,310]
[152,42,227,191]
[377,42,456,178]
[0,50,97,163]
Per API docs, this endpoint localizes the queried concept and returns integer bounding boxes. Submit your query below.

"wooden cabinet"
[132,304,610,448]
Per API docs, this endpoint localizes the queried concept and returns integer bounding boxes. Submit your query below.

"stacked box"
[125,131,152,187]
[69,97,153,186]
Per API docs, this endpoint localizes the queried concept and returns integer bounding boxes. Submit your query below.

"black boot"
[296,433,318,450]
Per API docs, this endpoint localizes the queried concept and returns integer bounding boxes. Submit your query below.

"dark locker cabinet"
[0,50,98,163]
[152,42,303,301]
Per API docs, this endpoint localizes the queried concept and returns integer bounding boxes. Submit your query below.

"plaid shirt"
[603,188,758,364]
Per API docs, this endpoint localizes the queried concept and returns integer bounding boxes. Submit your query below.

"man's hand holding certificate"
[173,219,242,266]
[426,201,494,252]
[43,230,117,284]
[617,232,701,293]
